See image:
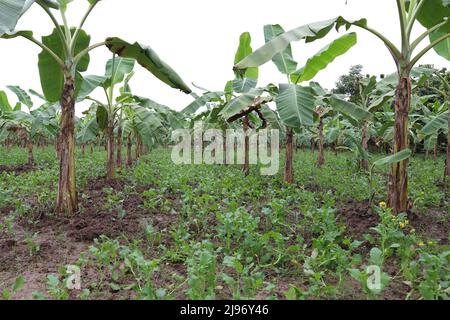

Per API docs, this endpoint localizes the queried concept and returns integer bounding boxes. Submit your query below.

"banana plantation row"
[0,0,449,217]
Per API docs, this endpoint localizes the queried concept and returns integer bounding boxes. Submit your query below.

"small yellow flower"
[379,202,387,210]
[399,222,406,229]
[405,220,410,226]
[410,228,416,234]
[418,241,425,248]
[428,241,434,246]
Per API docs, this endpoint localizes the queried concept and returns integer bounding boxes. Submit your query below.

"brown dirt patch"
[337,199,379,241]
[409,208,449,245]
[0,177,181,299]
[0,164,35,175]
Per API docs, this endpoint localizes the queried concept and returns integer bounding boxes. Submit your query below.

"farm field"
[0,146,448,300]
[0,0,449,304]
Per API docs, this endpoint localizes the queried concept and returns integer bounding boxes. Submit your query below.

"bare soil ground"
[0,178,448,300]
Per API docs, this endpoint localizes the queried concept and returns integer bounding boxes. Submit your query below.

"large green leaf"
[96,104,108,131]
[422,110,449,135]
[7,85,32,108]
[78,75,108,101]
[0,29,32,40]
[328,95,373,122]
[9,110,33,122]
[134,96,184,129]
[35,102,59,122]
[276,84,315,128]
[132,105,164,146]
[429,29,450,60]
[290,33,357,83]
[234,32,259,80]
[78,117,98,143]
[219,88,264,119]
[0,0,31,36]
[105,56,135,87]
[361,76,378,98]
[260,105,282,129]
[105,37,191,94]
[424,134,438,151]
[133,105,163,129]
[264,24,297,75]
[373,149,412,167]
[235,17,373,70]
[181,91,224,115]
[414,0,450,60]
[29,89,46,101]
[232,78,257,93]
[0,90,12,112]
[236,18,347,69]
[345,132,369,161]
[38,27,91,102]
[414,0,450,30]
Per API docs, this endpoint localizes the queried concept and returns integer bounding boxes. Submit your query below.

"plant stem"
[70,3,99,53]
[406,0,426,37]
[356,25,402,61]
[73,41,107,65]
[409,33,450,69]
[24,35,65,68]
[410,20,448,52]
[60,9,72,45]
[85,97,105,106]
[36,2,70,57]
[397,0,409,52]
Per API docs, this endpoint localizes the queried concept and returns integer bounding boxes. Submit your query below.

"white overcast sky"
[0,0,448,116]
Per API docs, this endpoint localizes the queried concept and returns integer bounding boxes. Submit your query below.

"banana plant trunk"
[446,109,450,179]
[243,116,250,176]
[90,143,94,155]
[127,134,132,167]
[106,123,115,181]
[361,121,369,171]
[388,76,412,214]
[56,72,78,214]
[445,109,450,178]
[55,133,60,159]
[317,118,325,167]
[81,143,86,158]
[433,143,438,161]
[140,139,145,155]
[284,128,294,183]
[135,136,140,160]
[116,126,123,169]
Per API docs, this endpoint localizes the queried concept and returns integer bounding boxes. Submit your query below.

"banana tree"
[76,105,98,157]
[121,103,164,166]
[420,69,450,178]
[78,55,137,179]
[184,32,265,175]
[229,32,260,176]
[0,87,59,164]
[0,0,191,213]
[134,96,186,146]
[357,76,378,170]
[307,82,373,168]
[422,99,449,173]
[234,3,450,211]
[234,24,358,183]
[0,111,35,164]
